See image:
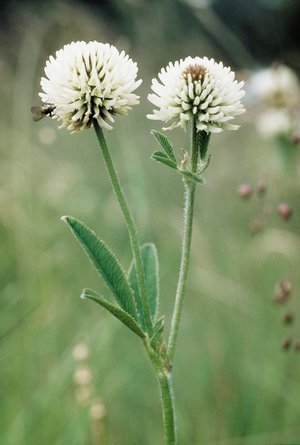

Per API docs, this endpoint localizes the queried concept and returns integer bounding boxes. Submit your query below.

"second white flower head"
[40,41,142,132]
[147,56,245,133]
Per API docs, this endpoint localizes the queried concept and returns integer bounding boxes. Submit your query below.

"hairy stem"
[167,119,198,363]
[93,121,153,335]
[158,371,177,445]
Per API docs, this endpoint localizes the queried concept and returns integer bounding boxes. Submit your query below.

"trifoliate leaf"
[151,151,177,170]
[151,130,177,162]
[128,243,159,330]
[81,289,145,338]
[179,170,205,184]
[62,216,137,320]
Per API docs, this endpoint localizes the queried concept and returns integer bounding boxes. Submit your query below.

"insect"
[31,104,56,122]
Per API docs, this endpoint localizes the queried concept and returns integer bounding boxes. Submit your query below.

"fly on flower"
[31,104,56,122]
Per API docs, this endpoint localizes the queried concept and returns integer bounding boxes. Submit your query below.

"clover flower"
[255,109,291,139]
[39,41,142,132]
[147,56,245,133]
[248,64,300,109]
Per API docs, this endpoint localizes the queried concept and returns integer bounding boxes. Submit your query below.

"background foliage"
[1,1,300,444]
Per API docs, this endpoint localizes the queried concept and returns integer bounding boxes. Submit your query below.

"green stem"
[158,371,177,445]
[167,119,198,363]
[93,121,153,335]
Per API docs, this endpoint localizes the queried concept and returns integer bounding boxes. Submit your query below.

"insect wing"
[31,106,45,122]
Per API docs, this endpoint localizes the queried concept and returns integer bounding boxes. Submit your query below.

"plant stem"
[167,119,198,363]
[158,371,177,445]
[93,121,153,335]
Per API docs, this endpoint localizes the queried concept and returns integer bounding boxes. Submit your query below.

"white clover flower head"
[147,56,245,133]
[248,64,300,108]
[39,41,142,133]
[256,109,291,139]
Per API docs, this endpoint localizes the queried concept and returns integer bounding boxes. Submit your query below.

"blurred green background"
[1,0,300,444]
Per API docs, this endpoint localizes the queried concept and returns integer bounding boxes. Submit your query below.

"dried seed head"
[282,312,294,325]
[282,337,292,350]
[291,131,300,145]
[273,280,292,303]
[294,340,300,351]
[280,280,292,296]
[257,178,267,195]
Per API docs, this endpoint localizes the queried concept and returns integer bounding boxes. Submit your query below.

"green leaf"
[128,243,159,330]
[62,216,137,320]
[141,243,159,321]
[153,315,165,332]
[150,316,165,350]
[151,130,177,162]
[151,151,177,170]
[179,170,205,184]
[197,130,211,160]
[81,289,146,339]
